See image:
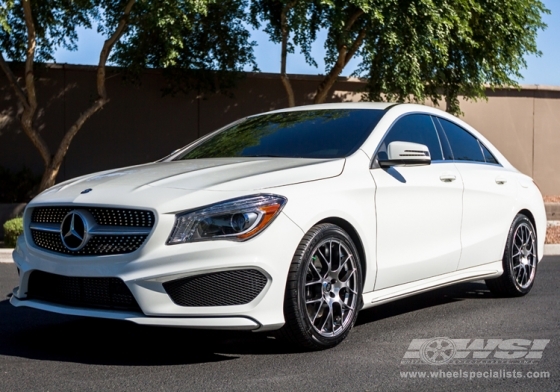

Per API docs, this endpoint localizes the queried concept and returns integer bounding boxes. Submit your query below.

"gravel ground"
[545,221,560,244]
[544,196,560,203]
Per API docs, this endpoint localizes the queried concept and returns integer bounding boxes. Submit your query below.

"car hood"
[32,158,345,205]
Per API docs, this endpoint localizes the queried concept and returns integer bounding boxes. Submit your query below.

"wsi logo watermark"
[401,337,550,365]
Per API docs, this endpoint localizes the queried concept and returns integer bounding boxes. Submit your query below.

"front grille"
[31,230,148,255]
[32,207,155,227]
[163,269,268,307]
[30,206,154,256]
[27,270,141,311]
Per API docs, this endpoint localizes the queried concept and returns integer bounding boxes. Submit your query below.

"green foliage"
[361,0,549,114]
[1,0,255,96]
[249,0,325,68]
[426,0,549,114]
[3,217,23,248]
[252,0,549,114]
[0,166,41,202]
[1,0,549,113]
[110,0,257,95]
[0,0,97,63]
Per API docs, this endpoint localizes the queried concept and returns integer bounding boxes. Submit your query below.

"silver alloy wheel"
[303,239,359,337]
[511,222,537,289]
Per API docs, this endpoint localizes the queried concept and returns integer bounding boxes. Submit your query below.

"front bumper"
[9,291,260,330]
[11,212,304,331]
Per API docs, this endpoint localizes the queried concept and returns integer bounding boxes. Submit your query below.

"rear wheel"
[485,214,538,297]
[279,223,363,350]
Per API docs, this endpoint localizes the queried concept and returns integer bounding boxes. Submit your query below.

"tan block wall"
[461,92,535,177]
[533,92,560,195]
[1,65,559,194]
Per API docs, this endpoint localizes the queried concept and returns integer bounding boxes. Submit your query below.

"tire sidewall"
[295,225,363,347]
[504,215,538,295]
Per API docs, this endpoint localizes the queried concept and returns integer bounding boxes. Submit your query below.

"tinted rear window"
[480,141,499,164]
[175,109,386,159]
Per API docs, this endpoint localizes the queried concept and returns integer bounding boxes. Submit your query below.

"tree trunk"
[445,94,452,113]
[313,10,365,104]
[0,0,137,193]
[280,2,296,107]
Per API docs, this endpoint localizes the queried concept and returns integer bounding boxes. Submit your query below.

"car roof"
[254,102,397,116]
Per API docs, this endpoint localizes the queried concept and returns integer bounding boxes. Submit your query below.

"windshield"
[173,109,386,160]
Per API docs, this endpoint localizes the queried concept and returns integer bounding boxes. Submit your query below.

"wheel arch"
[518,209,537,239]
[316,217,367,285]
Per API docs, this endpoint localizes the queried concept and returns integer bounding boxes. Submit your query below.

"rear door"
[370,114,464,290]
[435,117,518,270]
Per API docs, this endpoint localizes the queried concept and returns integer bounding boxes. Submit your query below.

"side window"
[437,118,485,162]
[479,141,499,164]
[377,114,443,161]
[432,116,454,160]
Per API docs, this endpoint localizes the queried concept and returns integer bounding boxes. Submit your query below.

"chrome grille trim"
[29,222,152,236]
[29,223,60,233]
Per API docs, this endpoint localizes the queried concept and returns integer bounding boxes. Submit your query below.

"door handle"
[495,176,507,185]
[440,174,456,182]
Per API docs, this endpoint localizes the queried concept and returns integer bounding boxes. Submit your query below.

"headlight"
[167,194,287,244]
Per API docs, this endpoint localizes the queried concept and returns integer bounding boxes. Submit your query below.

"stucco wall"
[1,65,559,194]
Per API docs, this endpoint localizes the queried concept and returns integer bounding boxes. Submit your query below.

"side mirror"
[378,141,431,168]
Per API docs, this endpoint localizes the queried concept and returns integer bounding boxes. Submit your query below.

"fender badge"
[81,188,93,194]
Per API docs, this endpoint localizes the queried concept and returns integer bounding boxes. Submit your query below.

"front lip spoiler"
[9,295,261,331]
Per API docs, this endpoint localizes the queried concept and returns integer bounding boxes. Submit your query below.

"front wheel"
[485,214,538,297]
[279,223,363,350]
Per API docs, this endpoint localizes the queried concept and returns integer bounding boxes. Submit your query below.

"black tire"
[279,223,363,350]
[485,214,538,297]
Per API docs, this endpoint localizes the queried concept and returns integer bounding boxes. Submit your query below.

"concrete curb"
[0,248,14,263]
[545,203,560,221]
[544,244,560,256]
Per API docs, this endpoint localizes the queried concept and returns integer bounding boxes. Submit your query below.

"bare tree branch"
[313,9,365,104]
[42,0,137,190]
[97,0,136,100]
[18,0,52,169]
[345,27,366,66]
[0,54,30,109]
[21,0,37,112]
[280,1,297,107]
[343,9,364,33]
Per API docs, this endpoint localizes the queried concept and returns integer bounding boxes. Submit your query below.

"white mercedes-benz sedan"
[11,103,546,350]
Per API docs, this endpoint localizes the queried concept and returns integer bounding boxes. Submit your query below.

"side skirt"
[361,260,503,310]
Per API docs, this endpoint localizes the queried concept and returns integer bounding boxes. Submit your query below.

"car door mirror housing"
[378,141,431,168]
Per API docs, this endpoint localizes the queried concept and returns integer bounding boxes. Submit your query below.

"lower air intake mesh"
[27,270,141,311]
[163,269,268,307]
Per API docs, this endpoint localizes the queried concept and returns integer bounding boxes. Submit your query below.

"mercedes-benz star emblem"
[60,210,91,251]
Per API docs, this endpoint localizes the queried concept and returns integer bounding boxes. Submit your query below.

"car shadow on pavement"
[356,281,492,326]
[0,281,493,364]
[0,297,295,365]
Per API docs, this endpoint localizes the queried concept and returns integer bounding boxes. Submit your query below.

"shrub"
[3,217,23,248]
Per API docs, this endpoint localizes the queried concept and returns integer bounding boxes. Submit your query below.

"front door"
[370,114,464,290]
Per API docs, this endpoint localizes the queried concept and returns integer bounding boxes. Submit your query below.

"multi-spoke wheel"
[280,223,363,350]
[486,214,538,297]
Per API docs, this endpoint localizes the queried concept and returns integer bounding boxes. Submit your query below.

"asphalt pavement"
[0,258,558,391]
